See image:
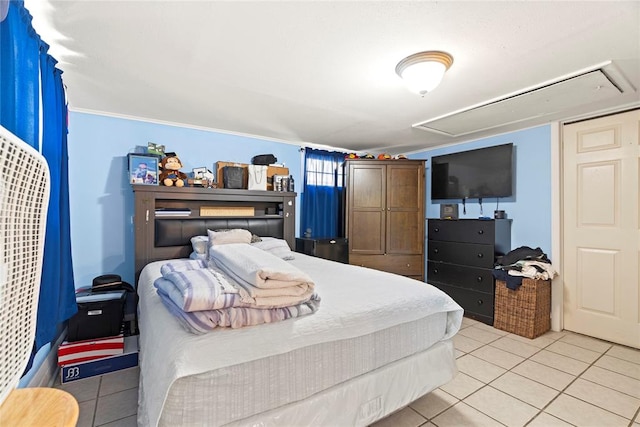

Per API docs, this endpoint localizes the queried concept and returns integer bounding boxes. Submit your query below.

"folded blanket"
[209,243,314,289]
[160,259,207,275]
[155,268,243,312]
[156,284,321,333]
[156,257,316,310]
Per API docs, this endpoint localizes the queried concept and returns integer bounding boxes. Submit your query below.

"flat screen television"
[431,143,514,200]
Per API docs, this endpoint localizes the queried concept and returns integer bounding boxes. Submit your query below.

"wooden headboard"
[132,185,296,282]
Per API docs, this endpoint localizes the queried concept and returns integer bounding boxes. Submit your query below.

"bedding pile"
[154,244,320,333]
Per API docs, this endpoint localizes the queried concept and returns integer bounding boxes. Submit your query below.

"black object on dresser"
[295,237,349,264]
[427,219,511,325]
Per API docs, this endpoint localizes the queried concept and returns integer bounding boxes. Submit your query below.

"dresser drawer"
[432,283,494,322]
[427,261,494,293]
[427,240,495,268]
[350,254,423,276]
[428,219,496,244]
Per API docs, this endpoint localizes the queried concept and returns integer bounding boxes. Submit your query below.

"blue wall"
[67,112,552,288]
[410,124,552,258]
[67,112,302,288]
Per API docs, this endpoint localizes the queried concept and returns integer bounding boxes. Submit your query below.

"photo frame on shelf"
[128,153,159,185]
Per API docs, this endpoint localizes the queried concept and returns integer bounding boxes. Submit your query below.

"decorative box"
[60,336,138,383]
[58,334,124,366]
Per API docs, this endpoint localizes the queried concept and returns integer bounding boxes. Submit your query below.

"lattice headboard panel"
[0,126,50,406]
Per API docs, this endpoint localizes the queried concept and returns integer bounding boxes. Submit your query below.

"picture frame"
[128,153,159,185]
[192,167,208,179]
[439,203,459,220]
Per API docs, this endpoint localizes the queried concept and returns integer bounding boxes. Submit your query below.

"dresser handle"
[406,263,410,267]
[478,230,484,235]
[477,299,484,305]
[433,269,438,274]
[477,276,483,282]
[434,227,439,232]
[477,253,483,258]
[433,248,439,254]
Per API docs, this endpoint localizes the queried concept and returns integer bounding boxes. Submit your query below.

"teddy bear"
[159,154,187,187]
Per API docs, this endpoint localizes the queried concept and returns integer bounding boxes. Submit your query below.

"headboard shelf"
[133,185,296,282]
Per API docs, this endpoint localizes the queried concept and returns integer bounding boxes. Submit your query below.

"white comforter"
[137,253,463,427]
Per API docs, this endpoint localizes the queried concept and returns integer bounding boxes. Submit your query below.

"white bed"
[137,252,463,426]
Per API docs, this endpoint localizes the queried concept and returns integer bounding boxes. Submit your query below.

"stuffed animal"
[159,154,187,187]
[345,153,359,159]
[361,153,375,159]
[377,153,391,160]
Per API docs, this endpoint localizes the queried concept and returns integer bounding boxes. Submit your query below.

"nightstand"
[295,237,349,264]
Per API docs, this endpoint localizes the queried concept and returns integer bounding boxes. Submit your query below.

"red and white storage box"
[59,336,138,384]
[58,334,124,366]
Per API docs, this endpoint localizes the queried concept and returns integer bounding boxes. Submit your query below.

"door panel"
[348,163,385,255]
[350,211,384,254]
[350,166,384,209]
[563,109,639,348]
[386,163,424,255]
[387,211,422,254]
[387,165,422,210]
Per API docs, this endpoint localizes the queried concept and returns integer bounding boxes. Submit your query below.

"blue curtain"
[301,148,346,239]
[0,0,40,146]
[37,43,77,350]
[1,1,77,354]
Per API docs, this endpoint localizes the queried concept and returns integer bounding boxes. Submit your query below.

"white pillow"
[190,235,209,255]
[189,251,207,261]
[251,237,295,260]
[212,229,262,243]
[207,228,252,246]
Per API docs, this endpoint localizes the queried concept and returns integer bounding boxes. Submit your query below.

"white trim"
[550,122,563,332]
[25,329,66,388]
[69,107,358,154]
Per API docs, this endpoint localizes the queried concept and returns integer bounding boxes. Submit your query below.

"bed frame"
[133,185,461,426]
[132,185,296,282]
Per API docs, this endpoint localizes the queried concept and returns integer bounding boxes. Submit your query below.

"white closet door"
[562,109,639,349]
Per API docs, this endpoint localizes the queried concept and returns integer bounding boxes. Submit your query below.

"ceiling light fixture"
[395,51,454,96]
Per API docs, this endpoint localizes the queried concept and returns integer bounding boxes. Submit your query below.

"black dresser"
[295,237,349,264]
[427,219,511,325]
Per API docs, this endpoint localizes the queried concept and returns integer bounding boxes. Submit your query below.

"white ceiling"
[26,1,640,154]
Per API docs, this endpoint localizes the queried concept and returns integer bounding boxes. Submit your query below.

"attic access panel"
[415,69,623,137]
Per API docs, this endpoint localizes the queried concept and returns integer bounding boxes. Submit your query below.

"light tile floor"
[55,317,640,427]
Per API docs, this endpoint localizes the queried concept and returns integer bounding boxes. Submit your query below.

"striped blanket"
[154,257,321,332]
[156,285,321,333]
[155,255,315,310]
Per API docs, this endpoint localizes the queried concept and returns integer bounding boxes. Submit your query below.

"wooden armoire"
[345,159,425,280]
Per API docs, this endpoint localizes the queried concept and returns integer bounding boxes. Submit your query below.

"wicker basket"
[494,278,551,339]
